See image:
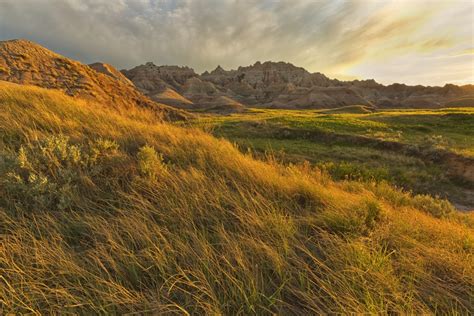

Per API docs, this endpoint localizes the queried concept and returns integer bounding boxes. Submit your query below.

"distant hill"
[1,39,472,114]
[88,62,134,86]
[122,63,245,112]
[0,39,188,120]
[123,60,474,110]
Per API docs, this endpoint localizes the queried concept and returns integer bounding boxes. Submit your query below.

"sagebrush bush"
[137,145,166,180]
[368,181,456,219]
[318,161,390,182]
[1,135,124,211]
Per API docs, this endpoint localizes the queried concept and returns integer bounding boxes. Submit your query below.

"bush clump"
[137,145,167,181]
[1,136,123,211]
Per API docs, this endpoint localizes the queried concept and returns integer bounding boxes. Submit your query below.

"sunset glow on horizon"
[0,0,472,86]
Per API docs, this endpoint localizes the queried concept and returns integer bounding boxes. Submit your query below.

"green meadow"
[189,107,474,209]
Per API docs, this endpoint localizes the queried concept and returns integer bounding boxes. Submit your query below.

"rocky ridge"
[122,62,245,112]
[123,60,474,111]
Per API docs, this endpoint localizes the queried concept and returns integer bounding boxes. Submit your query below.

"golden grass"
[0,81,473,314]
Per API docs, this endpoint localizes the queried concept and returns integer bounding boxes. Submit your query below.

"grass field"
[188,107,474,209]
[1,83,473,314]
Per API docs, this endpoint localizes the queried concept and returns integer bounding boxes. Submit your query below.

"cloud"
[0,0,472,85]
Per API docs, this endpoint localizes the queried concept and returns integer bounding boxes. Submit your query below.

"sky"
[0,0,472,86]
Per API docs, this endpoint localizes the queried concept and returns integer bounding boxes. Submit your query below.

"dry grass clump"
[0,65,9,75]
[0,82,473,314]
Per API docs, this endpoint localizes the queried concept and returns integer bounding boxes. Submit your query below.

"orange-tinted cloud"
[0,0,472,85]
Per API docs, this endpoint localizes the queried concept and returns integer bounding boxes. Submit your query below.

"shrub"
[137,145,166,181]
[369,181,455,218]
[0,135,123,211]
[318,161,390,182]
[364,199,385,230]
[421,134,450,151]
[411,194,455,218]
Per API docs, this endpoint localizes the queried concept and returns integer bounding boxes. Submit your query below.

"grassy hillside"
[191,108,474,209]
[1,82,473,314]
[0,39,189,121]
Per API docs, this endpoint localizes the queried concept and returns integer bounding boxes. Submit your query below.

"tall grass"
[1,82,473,314]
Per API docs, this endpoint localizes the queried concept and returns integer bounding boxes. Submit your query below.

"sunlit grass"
[190,107,474,207]
[1,82,473,314]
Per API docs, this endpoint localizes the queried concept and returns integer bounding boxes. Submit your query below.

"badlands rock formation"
[2,39,470,113]
[122,62,244,112]
[0,39,188,120]
[123,60,474,110]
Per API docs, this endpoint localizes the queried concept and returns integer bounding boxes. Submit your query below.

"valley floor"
[188,107,474,210]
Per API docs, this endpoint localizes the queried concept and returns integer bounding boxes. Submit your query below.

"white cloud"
[0,0,472,85]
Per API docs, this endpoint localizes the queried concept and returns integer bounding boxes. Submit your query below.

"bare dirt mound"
[0,39,188,120]
[88,62,134,86]
[204,96,245,113]
[151,87,194,108]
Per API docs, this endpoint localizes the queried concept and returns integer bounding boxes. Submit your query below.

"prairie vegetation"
[192,108,474,209]
[0,82,473,314]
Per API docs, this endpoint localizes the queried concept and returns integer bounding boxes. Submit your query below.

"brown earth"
[88,62,134,86]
